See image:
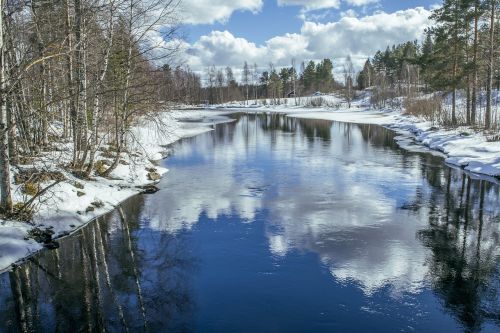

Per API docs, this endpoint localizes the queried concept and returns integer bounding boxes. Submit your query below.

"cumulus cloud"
[186,30,312,69]
[180,0,263,25]
[300,7,431,60]
[183,7,432,72]
[278,0,379,11]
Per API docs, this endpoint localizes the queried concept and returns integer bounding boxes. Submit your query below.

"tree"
[316,59,334,92]
[279,67,290,98]
[357,59,374,90]
[471,0,483,125]
[430,0,469,125]
[343,55,355,108]
[419,30,434,91]
[267,64,282,104]
[252,63,259,100]
[207,66,216,104]
[242,61,250,104]
[216,69,225,103]
[302,61,316,93]
[485,0,497,129]
[291,58,297,104]
[0,0,12,213]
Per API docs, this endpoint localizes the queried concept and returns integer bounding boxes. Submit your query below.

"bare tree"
[0,0,13,213]
[343,55,355,108]
[242,61,250,105]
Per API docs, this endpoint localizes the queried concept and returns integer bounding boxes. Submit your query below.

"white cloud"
[180,0,263,25]
[182,7,432,73]
[278,0,341,11]
[278,0,379,12]
[186,31,267,68]
[340,9,358,18]
[300,7,431,61]
[345,0,379,6]
[185,30,312,69]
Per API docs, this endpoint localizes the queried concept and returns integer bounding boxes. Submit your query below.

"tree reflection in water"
[418,177,500,332]
[0,195,197,332]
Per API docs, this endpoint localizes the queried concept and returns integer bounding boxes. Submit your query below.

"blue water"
[1,113,499,332]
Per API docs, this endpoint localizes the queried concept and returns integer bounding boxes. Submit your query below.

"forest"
[0,0,181,215]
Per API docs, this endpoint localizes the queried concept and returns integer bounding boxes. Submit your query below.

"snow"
[0,110,231,273]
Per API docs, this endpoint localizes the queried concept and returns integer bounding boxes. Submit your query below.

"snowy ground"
[0,110,232,273]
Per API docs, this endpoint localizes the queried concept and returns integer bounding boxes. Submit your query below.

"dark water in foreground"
[1,113,499,333]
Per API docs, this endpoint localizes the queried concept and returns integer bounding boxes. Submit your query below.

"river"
[1,113,499,332]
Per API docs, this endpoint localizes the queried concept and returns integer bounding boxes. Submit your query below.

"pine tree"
[430,0,469,125]
[302,61,316,93]
[357,59,374,90]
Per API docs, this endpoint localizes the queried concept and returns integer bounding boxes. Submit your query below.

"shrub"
[22,182,40,196]
[305,97,324,107]
[14,169,65,185]
[404,95,443,121]
[94,160,110,175]
[12,202,34,222]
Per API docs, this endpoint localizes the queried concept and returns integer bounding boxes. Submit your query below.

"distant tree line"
[165,59,340,106]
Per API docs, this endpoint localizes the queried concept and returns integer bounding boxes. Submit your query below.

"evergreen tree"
[302,61,317,93]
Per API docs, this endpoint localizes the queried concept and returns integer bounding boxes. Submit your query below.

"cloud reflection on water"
[144,114,500,298]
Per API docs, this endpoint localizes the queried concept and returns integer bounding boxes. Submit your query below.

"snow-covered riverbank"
[0,110,232,273]
[288,110,500,179]
[220,95,500,180]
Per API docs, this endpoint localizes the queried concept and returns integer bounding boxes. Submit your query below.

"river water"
[1,113,499,332]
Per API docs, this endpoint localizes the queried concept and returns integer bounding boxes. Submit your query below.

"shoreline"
[230,104,499,181]
[1,106,498,273]
[0,110,232,273]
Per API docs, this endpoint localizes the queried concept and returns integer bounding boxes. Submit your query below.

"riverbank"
[288,110,500,179]
[0,110,232,273]
[221,95,500,180]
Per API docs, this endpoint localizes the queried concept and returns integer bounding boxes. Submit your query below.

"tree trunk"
[465,23,471,124]
[74,0,88,169]
[485,0,496,129]
[451,9,458,127]
[471,0,480,126]
[0,0,13,213]
[7,100,18,165]
[65,0,79,167]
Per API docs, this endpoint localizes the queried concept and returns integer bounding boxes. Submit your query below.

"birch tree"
[242,61,250,104]
[0,0,13,213]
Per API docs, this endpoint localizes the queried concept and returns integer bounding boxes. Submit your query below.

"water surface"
[1,113,499,332]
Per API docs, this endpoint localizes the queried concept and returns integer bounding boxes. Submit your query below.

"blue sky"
[169,0,438,77]
[185,0,437,45]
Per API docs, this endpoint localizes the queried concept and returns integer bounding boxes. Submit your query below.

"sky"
[165,0,440,80]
